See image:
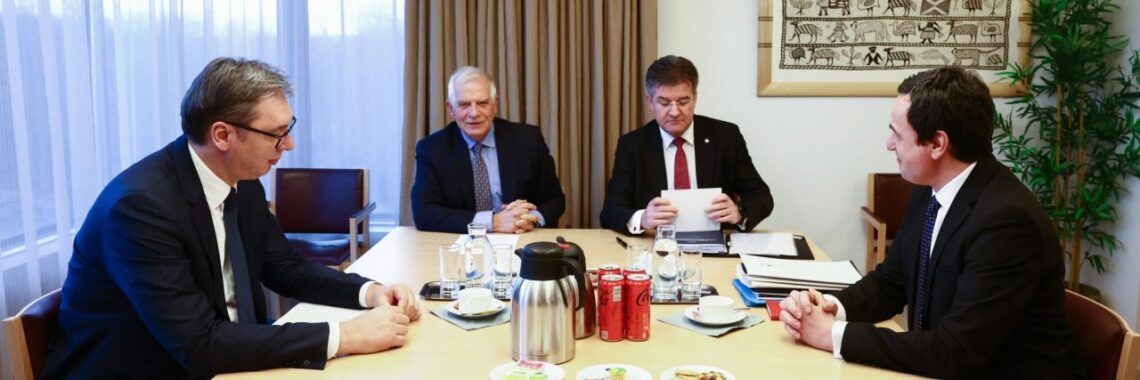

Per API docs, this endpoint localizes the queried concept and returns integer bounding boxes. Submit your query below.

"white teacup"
[458,287,494,314]
[698,295,735,321]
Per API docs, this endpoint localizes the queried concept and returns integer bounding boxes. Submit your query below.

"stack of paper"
[736,255,862,299]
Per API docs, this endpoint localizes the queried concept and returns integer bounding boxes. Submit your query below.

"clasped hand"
[337,283,421,356]
[779,289,838,352]
[492,199,539,233]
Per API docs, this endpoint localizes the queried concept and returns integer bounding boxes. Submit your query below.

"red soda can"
[598,264,622,278]
[597,274,625,342]
[624,273,651,341]
[623,265,647,277]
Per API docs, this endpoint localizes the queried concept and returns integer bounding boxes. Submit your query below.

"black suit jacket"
[834,156,1085,379]
[411,119,565,233]
[42,137,371,379]
[600,115,774,234]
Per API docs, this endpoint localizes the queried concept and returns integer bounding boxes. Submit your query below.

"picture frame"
[757,0,1031,97]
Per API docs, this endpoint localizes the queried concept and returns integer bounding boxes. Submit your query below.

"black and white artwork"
[758,0,1028,96]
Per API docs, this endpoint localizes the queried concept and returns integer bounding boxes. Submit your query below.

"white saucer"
[658,365,736,380]
[683,306,745,326]
[446,299,506,318]
[575,363,652,380]
[489,361,565,380]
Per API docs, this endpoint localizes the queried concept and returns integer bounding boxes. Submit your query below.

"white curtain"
[0,0,404,319]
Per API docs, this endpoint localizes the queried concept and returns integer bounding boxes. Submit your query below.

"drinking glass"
[651,225,680,300]
[680,245,704,300]
[491,243,516,299]
[438,243,464,298]
[464,223,493,289]
[625,243,651,271]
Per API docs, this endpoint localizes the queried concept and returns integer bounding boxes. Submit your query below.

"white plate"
[575,363,652,380]
[658,365,736,380]
[446,299,506,318]
[489,361,565,380]
[683,306,745,326]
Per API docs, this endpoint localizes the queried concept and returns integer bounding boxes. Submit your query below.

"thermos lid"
[518,241,578,281]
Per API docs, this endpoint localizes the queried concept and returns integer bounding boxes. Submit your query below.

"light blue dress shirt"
[460,124,546,228]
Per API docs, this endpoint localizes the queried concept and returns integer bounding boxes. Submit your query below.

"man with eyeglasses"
[411,66,566,233]
[43,57,421,379]
[600,55,774,235]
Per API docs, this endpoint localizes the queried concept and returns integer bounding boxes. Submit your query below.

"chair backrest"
[3,289,62,380]
[1064,289,1140,380]
[274,168,368,234]
[867,173,916,239]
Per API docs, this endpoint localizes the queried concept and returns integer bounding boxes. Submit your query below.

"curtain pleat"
[400,0,657,228]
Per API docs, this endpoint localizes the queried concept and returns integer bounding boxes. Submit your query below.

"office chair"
[1064,289,1140,380]
[859,173,916,273]
[3,289,62,380]
[272,168,376,270]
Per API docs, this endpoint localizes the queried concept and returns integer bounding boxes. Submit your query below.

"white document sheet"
[453,233,521,248]
[660,187,721,232]
[274,303,365,325]
[740,255,863,285]
[730,232,797,256]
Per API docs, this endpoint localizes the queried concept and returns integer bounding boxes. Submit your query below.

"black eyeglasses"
[226,116,297,149]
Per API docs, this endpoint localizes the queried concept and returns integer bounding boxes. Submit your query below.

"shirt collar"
[188,142,235,210]
[932,161,977,209]
[659,121,695,148]
[460,123,497,150]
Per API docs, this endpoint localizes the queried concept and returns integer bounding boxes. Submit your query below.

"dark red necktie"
[672,137,690,190]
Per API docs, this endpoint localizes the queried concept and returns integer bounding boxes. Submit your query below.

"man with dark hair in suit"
[600,55,774,235]
[42,57,421,379]
[412,66,565,234]
[779,66,1085,378]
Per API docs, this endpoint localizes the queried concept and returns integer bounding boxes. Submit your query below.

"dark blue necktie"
[224,189,257,324]
[912,195,941,331]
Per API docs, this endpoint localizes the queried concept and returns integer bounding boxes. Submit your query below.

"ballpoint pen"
[615,236,629,249]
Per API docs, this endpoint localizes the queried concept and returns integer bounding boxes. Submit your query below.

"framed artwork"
[757,0,1030,96]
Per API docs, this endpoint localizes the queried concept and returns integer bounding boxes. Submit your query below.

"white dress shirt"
[188,144,374,359]
[828,162,977,359]
[626,123,697,233]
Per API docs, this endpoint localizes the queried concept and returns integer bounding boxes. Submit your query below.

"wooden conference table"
[218,227,914,379]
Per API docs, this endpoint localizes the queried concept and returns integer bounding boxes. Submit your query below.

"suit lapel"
[646,123,668,192]
[495,120,516,203]
[928,157,996,274]
[692,120,716,188]
[171,138,227,315]
[449,123,478,210]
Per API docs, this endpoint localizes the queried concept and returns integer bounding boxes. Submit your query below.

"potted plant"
[994,0,1140,298]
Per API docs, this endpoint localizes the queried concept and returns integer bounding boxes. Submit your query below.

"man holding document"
[600,55,774,236]
[779,67,1083,378]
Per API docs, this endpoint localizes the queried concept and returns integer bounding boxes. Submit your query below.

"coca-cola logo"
[636,289,650,306]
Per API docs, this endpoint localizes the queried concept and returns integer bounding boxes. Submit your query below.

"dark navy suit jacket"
[42,136,371,379]
[834,156,1085,379]
[411,119,565,233]
[600,115,774,234]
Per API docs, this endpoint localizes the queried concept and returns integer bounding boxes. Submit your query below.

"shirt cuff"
[627,210,646,235]
[822,294,847,321]
[358,281,377,308]
[472,211,493,229]
[831,320,847,359]
[530,210,546,227]
[327,322,340,358]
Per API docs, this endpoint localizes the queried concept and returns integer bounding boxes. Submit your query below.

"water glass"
[491,243,516,298]
[625,243,651,270]
[651,225,680,300]
[680,245,704,300]
[438,243,464,298]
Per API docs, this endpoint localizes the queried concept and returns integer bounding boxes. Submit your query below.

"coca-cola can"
[623,265,647,277]
[598,264,622,278]
[597,274,624,342]
[624,273,651,341]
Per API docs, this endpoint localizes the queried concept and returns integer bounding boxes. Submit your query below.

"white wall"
[659,0,1139,328]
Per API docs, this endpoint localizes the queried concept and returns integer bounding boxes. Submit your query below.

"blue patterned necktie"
[912,195,941,331]
[223,189,257,324]
[471,143,493,212]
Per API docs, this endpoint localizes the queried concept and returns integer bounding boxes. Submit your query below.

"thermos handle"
[559,256,586,312]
